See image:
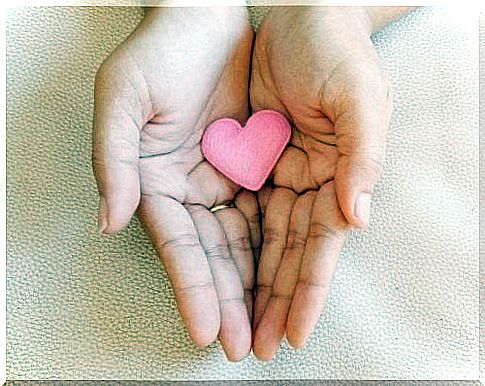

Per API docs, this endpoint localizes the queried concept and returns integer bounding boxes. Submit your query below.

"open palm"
[250,6,392,360]
[92,8,259,361]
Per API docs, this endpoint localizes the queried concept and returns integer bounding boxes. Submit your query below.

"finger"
[187,205,251,362]
[214,207,255,324]
[253,191,316,361]
[93,56,149,234]
[254,187,297,331]
[139,196,220,347]
[323,58,391,229]
[235,190,262,261]
[286,181,349,348]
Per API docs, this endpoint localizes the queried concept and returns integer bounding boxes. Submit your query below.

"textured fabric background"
[6,6,479,381]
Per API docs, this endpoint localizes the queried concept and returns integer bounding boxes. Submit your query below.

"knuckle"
[308,221,342,240]
[263,227,284,245]
[228,236,252,254]
[299,279,331,290]
[173,281,214,293]
[270,291,292,300]
[205,243,230,260]
[256,283,273,293]
[339,135,385,181]
[354,153,385,181]
[286,230,307,250]
[219,297,246,305]
[296,280,331,306]
[160,233,200,255]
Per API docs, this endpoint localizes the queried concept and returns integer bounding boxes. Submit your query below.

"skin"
[250,6,412,360]
[92,7,259,361]
[93,5,414,362]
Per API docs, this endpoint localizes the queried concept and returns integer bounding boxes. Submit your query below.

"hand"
[250,6,393,360]
[92,8,259,361]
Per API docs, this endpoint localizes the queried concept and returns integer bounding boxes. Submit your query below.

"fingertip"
[252,339,276,361]
[334,149,381,230]
[101,222,128,236]
[286,294,317,351]
[253,348,276,362]
[334,177,371,230]
[338,191,371,230]
[252,330,278,361]
[100,191,140,235]
[185,296,221,348]
[193,333,218,348]
[226,351,251,362]
[285,317,309,350]
[189,319,221,348]
[224,333,252,362]
[353,192,372,229]
[286,332,307,350]
[219,307,252,362]
[224,338,251,362]
[192,334,218,348]
[252,306,286,361]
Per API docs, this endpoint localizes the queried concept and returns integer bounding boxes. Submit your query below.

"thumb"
[329,65,392,229]
[92,57,145,235]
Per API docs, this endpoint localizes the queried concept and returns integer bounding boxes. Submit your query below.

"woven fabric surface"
[6,6,479,380]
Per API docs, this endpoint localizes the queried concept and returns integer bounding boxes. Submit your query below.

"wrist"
[266,6,373,38]
[145,6,250,27]
[320,7,374,36]
[145,7,252,45]
[362,6,417,33]
[265,6,414,37]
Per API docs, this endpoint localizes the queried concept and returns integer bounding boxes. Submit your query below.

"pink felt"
[201,110,291,191]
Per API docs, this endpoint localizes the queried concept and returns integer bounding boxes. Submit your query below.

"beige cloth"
[6,6,478,380]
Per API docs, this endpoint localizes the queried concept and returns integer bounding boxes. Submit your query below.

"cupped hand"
[92,7,259,361]
[250,6,393,360]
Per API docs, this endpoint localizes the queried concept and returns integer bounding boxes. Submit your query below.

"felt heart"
[202,110,291,191]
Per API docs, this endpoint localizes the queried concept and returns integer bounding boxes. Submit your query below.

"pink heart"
[202,110,291,191]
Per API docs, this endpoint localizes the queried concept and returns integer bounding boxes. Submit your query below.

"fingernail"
[98,196,108,234]
[354,193,371,228]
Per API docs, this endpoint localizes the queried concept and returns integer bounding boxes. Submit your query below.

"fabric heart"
[202,110,291,191]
